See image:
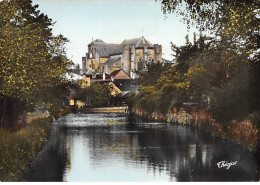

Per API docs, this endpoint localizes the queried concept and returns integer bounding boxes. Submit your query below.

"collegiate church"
[82,37,162,79]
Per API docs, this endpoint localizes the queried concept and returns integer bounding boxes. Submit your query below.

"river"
[20,113,259,182]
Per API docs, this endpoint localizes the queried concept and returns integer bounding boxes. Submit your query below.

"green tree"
[137,62,170,86]
[161,0,259,48]
[138,86,158,113]
[210,64,253,123]
[77,84,111,108]
[160,0,260,120]
[0,0,72,110]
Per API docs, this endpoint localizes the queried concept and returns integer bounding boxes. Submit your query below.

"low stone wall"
[77,106,128,113]
[26,112,50,124]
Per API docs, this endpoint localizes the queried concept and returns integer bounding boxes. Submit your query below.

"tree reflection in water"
[20,113,259,182]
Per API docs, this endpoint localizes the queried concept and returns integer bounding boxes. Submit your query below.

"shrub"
[228,120,259,147]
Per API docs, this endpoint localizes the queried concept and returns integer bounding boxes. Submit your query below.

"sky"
[32,0,198,67]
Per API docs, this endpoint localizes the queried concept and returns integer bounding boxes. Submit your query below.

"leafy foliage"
[210,64,253,123]
[129,1,260,124]
[161,0,259,41]
[129,0,260,148]
[76,84,111,108]
[137,63,171,87]
[135,32,258,124]
[0,0,72,111]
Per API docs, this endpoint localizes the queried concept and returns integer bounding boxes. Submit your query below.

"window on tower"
[138,58,143,70]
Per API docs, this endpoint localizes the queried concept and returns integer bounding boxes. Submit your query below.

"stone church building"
[82,37,162,79]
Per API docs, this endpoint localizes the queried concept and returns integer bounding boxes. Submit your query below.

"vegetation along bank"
[126,0,260,149]
[0,0,73,181]
[0,118,51,182]
[130,105,259,149]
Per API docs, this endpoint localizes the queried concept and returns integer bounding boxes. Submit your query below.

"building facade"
[82,37,162,79]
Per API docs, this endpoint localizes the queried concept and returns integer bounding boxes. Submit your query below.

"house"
[78,77,91,88]
[82,37,162,79]
[110,69,131,80]
[110,69,138,94]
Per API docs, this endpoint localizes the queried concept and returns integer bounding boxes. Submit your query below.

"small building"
[78,77,91,88]
[110,69,131,80]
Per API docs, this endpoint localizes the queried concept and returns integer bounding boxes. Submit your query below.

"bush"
[228,120,259,147]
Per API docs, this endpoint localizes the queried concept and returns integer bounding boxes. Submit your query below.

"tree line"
[128,0,260,127]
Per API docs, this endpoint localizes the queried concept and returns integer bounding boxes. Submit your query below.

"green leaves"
[161,0,260,58]
[158,0,260,122]
[76,84,111,107]
[137,62,171,87]
[0,0,72,111]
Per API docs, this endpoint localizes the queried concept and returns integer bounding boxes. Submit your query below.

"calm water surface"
[20,113,259,182]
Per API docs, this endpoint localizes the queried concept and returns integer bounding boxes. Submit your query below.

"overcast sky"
[32,0,198,66]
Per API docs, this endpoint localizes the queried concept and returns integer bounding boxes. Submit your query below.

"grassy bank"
[0,118,52,182]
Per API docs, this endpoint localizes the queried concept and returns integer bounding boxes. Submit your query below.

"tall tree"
[0,0,72,109]
[161,0,260,113]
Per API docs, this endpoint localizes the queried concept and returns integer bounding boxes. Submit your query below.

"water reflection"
[20,113,259,182]
[20,123,68,181]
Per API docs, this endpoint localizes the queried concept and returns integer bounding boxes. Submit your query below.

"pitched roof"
[94,43,119,57]
[88,37,154,57]
[86,68,95,75]
[111,37,154,55]
[110,69,121,77]
[105,57,121,66]
[135,37,154,48]
[89,39,119,57]
[110,69,131,79]
[88,39,105,45]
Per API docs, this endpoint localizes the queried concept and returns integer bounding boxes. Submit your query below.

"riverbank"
[27,112,50,124]
[132,106,259,149]
[0,118,51,182]
[0,108,70,182]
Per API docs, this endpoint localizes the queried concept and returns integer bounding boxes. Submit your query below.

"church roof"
[111,37,154,55]
[135,37,154,48]
[95,43,119,57]
[105,57,121,66]
[88,37,155,57]
[89,39,119,57]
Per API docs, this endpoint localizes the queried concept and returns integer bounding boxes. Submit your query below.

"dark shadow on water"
[19,113,259,182]
[20,124,68,182]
